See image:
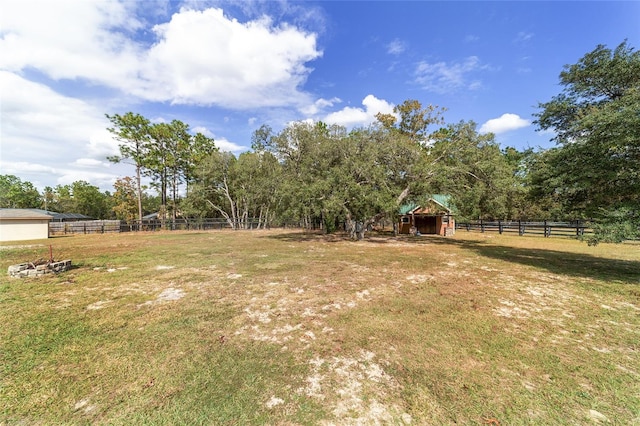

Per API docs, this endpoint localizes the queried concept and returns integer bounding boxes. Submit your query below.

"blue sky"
[1,0,639,192]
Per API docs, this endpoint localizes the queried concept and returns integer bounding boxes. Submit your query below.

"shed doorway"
[415,216,437,234]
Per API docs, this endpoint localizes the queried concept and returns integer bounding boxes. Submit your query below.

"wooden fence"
[49,220,122,235]
[48,218,315,235]
[119,218,323,232]
[120,218,250,232]
[455,220,592,238]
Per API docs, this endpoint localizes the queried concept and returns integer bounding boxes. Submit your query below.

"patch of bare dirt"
[224,260,410,422]
[86,300,112,310]
[489,272,589,325]
[298,350,412,425]
[60,233,640,424]
[138,287,186,307]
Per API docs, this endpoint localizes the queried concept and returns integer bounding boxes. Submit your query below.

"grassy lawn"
[1,229,639,424]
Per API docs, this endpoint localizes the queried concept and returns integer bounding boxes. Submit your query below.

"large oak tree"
[534,41,640,242]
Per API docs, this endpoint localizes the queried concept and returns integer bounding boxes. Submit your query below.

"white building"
[0,209,52,242]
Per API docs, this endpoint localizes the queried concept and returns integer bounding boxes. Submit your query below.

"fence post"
[480,219,485,233]
[498,220,503,234]
[518,220,524,236]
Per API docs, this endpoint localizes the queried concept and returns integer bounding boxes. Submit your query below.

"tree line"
[2,41,638,243]
[0,175,161,221]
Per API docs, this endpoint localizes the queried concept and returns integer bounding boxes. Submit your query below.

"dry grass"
[1,229,639,424]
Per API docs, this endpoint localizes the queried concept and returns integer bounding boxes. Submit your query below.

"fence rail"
[48,218,316,235]
[49,220,121,235]
[456,220,592,238]
[119,218,265,232]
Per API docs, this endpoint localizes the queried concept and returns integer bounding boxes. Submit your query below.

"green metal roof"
[431,194,453,210]
[399,195,456,215]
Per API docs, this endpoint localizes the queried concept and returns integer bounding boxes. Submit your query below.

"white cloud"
[325,106,368,127]
[87,129,121,159]
[0,71,124,190]
[0,71,117,161]
[514,31,534,44]
[0,160,125,191]
[315,97,341,109]
[0,0,142,87]
[1,3,322,109]
[386,38,407,55]
[72,158,111,168]
[0,161,58,175]
[300,97,342,116]
[0,66,248,190]
[323,95,396,128]
[138,7,321,108]
[56,169,125,189]
[192,126,246,153]
[479,113,531,134]
[0,2,322,191]
[192,126,214,138]
[468,81,483,91]
[215,137,247,153]
[414,56,490,93]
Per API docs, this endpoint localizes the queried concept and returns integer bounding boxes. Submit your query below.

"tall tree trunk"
[160,169,167,224]
[221,176,237,230]
[171,172,178,221]
[348,185,411,240]
[344,212,356,240]
[355,221,365,240]
[135,164,143,223]
[241,198,248,229]
[205,200,234,229]
[261,206,270,229]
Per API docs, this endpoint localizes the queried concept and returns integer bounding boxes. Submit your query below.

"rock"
[588,409,609,423]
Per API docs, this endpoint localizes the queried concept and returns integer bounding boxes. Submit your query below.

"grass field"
[1,229,639,425]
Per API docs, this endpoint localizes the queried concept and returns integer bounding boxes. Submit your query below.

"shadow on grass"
[264,230,640,286]
[459,241,636,286]
[263,230,350,243]
[263,229,410,244]
[412,235,640,287]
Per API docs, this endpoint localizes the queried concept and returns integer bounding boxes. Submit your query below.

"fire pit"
[7,246,72,278]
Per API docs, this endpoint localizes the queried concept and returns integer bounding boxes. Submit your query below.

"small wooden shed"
[0,209,52,242]
[398,195,455,236]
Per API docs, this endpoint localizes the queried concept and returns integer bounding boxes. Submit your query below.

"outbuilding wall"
[0,219,50,242]
[398,214,455,236]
